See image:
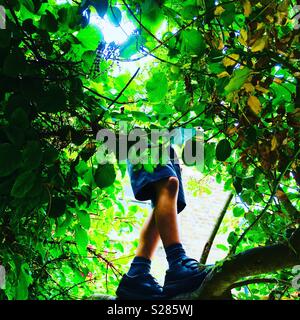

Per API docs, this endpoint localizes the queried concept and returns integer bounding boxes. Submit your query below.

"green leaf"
[43,145,59,165]
[174,95,188,112]
[181,5,198,20]
[76,25,103,50]
[220,3,236,26]
[10,108,29,129]
[0,176,14,195]
[225,67,251,93]
[37,86,67,113]
[22,141,42,169]
[21,0,35,13]
[140,0,164,33]
[181,29,206,56]
[0,143,22,177]
[216,139,232,161]
[233,206,245,217]
[119,34,142,59]
[55,212,72,237]
[0,30,11,48]
[227,231,238,245]
[146,72,168,102]
[90,0,108,18]
[48,198,67,218]
[216,173,222,184]
[209,62,226,75]
[75,225,89,252]
[107,6,122,26]
[11,170,37,198]
[3,126,25,146]
[81,50,96,73]
[233,177,243,194]
[3,51,27,77]
[204,143,216,169]
[58,6,81,30]
[75,160,89,177]
[78,210,91,230]
[83,168,94,186]
[216,244,228,252]
[40,11,58,33]
[114,242,124,253]
[16,263,32,300]
[243,177,256,190]
[94,163,116,188]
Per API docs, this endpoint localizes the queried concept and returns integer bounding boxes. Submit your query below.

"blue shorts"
[127,146,186,214]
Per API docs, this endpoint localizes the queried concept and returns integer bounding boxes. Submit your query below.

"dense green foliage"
[0,0,299,300]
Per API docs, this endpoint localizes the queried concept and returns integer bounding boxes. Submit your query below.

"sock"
[127,256,151,276]
[165,243,187,268]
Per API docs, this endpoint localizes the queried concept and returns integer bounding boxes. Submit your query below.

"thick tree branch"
[195,226,300,299]
[89,227,300,300]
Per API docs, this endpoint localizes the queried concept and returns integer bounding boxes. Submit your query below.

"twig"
[229,278,290,291]
[98,68,140,121]
[50,278,95,299]
[87,247,123,277]
[172,104,214,129]
[82,85,142,104]
[200,193,234,264]
[122,0,163,45]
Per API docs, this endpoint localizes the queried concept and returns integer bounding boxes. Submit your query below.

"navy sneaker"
[163,257,212,298]
[116,273,164,300]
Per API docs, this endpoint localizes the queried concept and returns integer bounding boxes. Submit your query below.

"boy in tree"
[116,141,211,299]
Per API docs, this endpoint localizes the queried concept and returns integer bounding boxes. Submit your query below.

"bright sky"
[56,0,136,45]
[90,12,136,45]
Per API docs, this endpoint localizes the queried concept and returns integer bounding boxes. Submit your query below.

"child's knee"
[166,177,179,195]
[156,176,179,198]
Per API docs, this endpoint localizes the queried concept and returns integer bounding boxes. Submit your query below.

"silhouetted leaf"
[94,163,116,188]
[216,139,232,161]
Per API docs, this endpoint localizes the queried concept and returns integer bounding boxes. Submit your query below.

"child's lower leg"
[128,176,183,276]
[153,177,181,247]
[135,176,181,258]
[136,210,160,260]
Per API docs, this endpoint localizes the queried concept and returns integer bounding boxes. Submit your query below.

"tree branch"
[122,0,163,45]
[276,187,300,219]
[200,193,233,264]
[88,227,300,300]
[195,226,300,299]
[97,68,140,121]
[228,278,290,291]
[82,85,143,105]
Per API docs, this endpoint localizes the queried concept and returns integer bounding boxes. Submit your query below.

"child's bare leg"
[153,177,181,247]
[135,176,180,258]
[136,210,160,260]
